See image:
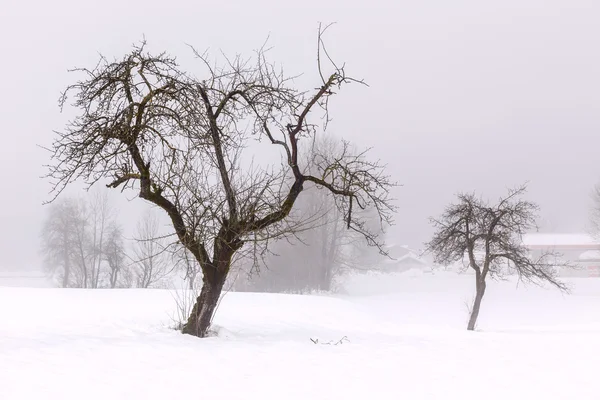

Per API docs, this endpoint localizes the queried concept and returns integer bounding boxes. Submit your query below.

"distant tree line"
[230,137,384,293]
[40,191,174,289]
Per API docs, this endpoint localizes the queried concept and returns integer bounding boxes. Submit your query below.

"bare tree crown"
[47,31,395,274]
[426,185,567,290]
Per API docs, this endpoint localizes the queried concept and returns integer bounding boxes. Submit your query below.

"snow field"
[1,272,599,399]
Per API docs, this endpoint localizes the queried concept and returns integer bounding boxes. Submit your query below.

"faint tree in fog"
[345,203,388,270]
[173,244,201,290]
[588,183,600,238]
[70,199,91,287]
[46,26,396,337]
[40,198,79,287]
[233,136,387,294]
[296,137,365,291]
[103,223,126,288]
[71,194,119,288]
[41,192,122,288]
[132,211,173,288]
[87,191,114,288]
[426,185,568,331]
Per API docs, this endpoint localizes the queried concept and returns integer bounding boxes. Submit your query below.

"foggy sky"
[2,0,600,270]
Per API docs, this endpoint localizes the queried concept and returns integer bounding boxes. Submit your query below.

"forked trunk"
[181,231,241,338]
[467,277,486,331]
[181,267,228,338]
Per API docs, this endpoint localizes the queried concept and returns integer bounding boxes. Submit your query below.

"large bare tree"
[425,185,568,331]
[46,29,395,337]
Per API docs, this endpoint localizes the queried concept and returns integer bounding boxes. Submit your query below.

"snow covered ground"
[1,272,599,399]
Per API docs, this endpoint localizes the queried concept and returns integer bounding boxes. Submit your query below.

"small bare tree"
[46,27,395,337]
[425,185,568,331]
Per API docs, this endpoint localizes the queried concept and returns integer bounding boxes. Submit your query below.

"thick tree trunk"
[467,277,486,331]
[181,267,228,338]
[181,229,242,338]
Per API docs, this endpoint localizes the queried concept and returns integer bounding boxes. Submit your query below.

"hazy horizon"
[2,0,600,270]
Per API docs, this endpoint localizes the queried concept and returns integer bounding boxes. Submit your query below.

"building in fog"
[522,233,600,277]
[380,244,430,273]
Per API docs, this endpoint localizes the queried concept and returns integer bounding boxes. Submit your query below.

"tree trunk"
[188,270,198,291]
[62,239,70,288]
[467,277,486,331]
[110,267,118,288]
[62,255,70,288]
[318,261,332,292]
[181,267,228,338]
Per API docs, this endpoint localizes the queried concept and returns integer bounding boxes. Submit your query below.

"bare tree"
[425,185,568,331]
[46,28,395,337]
[132,210,173,288]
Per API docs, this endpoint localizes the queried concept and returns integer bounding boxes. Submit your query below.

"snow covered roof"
[522,233,600,248]
[384,243,414,251]
[384,244,420,259]
[395,253,427,265]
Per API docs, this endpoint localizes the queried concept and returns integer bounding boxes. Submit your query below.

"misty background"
[1,0,600,271]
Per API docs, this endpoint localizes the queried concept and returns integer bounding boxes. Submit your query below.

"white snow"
[1,272,599,399]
